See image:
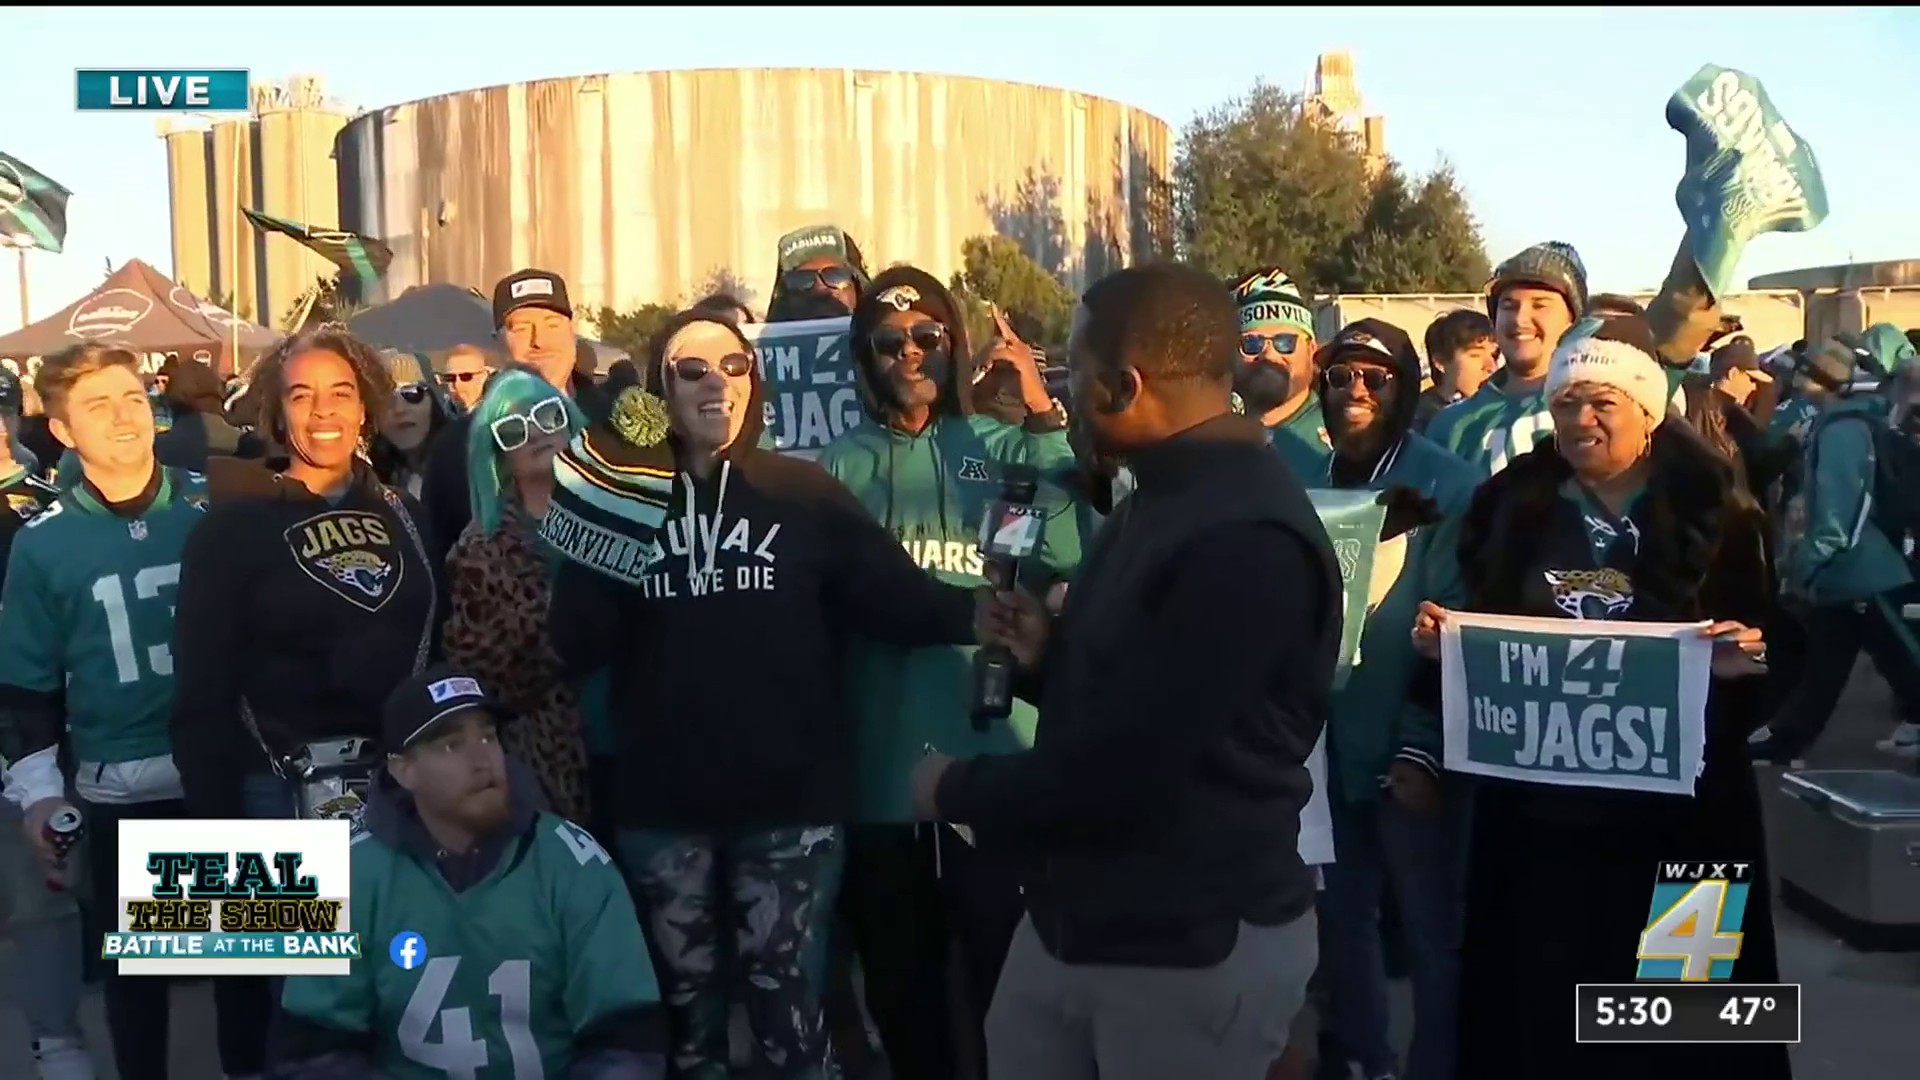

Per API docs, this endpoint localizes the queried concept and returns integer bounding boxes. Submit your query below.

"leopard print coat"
[443,505,591,823]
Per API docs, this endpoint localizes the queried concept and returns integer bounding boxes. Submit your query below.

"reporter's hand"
[1411,601,1449,661]
[1700,620,1768,679]
[22,797,73,868]
[1385,761,1441,818]
[976,586,1050,670]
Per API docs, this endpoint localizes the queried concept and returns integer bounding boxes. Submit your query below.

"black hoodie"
[548,312,979,830]
[170,459,439,818]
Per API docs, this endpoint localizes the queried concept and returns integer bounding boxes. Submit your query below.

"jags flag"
[0,152,72,254]
[242,208,394,294]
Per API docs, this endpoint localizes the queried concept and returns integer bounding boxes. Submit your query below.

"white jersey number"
[397,956,544,1079]
[1482,410,1557,477]
[91,564,181,684]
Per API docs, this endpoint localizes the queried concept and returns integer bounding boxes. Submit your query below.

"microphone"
[972,464,1045,731]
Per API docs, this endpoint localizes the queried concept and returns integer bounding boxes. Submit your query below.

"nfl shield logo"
[128,520,148,541]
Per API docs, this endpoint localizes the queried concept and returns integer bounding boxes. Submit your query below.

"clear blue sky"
[4,6,1917,330]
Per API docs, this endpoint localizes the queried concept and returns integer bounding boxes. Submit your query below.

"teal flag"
[241,209,393,300]
[1440,611,1712,795]
[742,316,860,458]
[1307,490,1389,691]
[1667,65,1828,301]
[0,152,72,254]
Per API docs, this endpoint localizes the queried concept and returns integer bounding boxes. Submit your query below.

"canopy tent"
[0,258,280,375]
[348,283,629,375]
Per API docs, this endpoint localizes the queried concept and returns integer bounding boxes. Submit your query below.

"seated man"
[271,665,667,1080]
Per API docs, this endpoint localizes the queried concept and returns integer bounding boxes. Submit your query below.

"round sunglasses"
[671,354,755,382]
[1324,363,1395,393]
[870,322,947,357]
[395,383,432,405]
[1241,332,1302,357]
[490,396,571,452]
[781,265,855,293]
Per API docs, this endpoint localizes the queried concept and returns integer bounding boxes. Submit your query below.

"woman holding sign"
[1412,313,1787,1079]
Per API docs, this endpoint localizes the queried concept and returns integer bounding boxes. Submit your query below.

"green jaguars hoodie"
[1786,394,1911,605]
[1309,330,1478,803]
[818,267,1089,822]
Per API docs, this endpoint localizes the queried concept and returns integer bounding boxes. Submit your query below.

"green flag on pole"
[0,152,72,254]
[241,208,393,297]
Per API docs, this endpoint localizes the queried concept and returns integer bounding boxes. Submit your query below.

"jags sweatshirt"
[169,459,439,818]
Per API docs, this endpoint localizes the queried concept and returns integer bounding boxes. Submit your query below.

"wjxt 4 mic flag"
[0,152,73,254]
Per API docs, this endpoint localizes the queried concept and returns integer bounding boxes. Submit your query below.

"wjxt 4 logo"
[1636,860,1754,981]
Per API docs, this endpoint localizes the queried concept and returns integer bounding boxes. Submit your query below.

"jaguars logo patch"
[287,509,402,612]
[5,492,41,520]
[1544,567,1634,620]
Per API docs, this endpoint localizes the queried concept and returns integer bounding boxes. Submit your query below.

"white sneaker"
[32,1037,95,1080]
[1878,722,1920,757]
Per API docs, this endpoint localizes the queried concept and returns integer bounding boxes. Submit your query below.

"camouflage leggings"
[618,825,844,1080]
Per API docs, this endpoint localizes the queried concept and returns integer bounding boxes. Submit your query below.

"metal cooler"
[1773,769,1920,936]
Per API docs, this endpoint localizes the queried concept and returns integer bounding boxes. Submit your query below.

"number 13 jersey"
[0,467,209,767]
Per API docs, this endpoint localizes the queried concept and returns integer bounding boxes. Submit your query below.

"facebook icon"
[389,931,427,971]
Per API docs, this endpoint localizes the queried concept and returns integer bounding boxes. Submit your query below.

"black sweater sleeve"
[170,505,253,818]
[419,415,474,570]
[548,559,631,679]
[937,522,1327,832]
[818,483,977,647]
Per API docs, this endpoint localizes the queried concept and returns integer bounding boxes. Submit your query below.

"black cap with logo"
[492,269,573,329]
[1315,317,1419,372]
[381,663,515,752]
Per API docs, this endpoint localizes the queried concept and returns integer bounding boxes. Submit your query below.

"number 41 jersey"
[279,813,662,1079]
[0,468,209,764]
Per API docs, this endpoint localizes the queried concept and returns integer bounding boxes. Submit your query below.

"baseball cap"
[492,269,573,328]
[381,663,515,752]
[1315,318,1418,372]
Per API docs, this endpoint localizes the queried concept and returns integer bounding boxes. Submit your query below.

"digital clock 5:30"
[1590,994,1674,1028]
[1575,983,1802,1044]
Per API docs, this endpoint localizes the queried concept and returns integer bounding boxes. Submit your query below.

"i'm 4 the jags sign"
[1440,612,1712,796]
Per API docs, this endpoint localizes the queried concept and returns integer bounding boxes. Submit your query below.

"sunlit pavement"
[3,659,1915,1078]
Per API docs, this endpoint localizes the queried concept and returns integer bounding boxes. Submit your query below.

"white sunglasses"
[490,397,569,451]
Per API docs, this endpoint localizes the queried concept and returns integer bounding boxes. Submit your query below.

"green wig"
[466,370,588,536]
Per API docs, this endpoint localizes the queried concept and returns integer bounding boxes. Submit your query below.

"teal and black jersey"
[279,808,662,1080]
[0,467,209,764]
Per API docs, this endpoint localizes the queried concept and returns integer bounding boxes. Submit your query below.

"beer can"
[44,805,83,862]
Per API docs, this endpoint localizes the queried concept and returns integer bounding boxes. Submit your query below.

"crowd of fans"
[0,213,1916,1080]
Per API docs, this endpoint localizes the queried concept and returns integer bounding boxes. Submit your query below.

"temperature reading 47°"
[1719,994,1780,1026]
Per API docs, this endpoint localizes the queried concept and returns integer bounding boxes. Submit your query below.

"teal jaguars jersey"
[0,468,209,763]
[279,815,661,1080]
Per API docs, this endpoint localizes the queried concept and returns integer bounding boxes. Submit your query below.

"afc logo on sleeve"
[1636,860,1752,981]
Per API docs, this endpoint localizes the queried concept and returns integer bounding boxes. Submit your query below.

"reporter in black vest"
[170,324,439,823]
[917,262,1342,1079]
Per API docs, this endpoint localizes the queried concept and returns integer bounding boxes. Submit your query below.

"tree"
[947,235,1077,354]
[591,303,678,360]
[280,274,365,331]
[1173,81,1490,295]
[693,266,755,310]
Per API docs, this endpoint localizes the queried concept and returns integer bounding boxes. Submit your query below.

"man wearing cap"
[274,664,668,1080]
[419,268,609,566]
[1308,318,1478,1080]
[1229,267,1330,480]
[765,224,868,322]
[1752,339,1920,764]
[1427,242,1595,477]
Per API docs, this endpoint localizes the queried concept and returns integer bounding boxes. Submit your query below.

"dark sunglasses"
[489,396,570,452]
[441,370,487,385]
[395,383,431,405]
[870,322,947,357]
[1241,332,1301,357]
[782,265,855,293]
[1324,364,1395,393]
[671,354,755,382]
